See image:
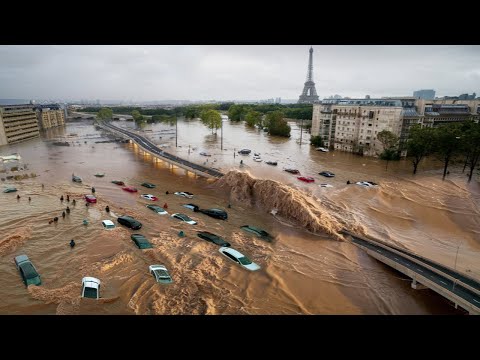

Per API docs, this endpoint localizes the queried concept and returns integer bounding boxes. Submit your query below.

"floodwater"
[0,118,478,315]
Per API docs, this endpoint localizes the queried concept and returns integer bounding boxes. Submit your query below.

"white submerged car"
[101,220,116,230]
[319,184,333,188]
[149,265,173,284]
[171,213,197,225]
[218,247,260,271]
[140,194,158,201]
[81,277,101,299]
[174,191,194,199]
[355,181,378,188]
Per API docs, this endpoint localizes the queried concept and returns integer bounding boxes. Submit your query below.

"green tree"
[200,109,222,134]
[97,107,113,120]
[310,135,324,147]
[407,125,435,175]
[377,130,399,170]
[228,104,249,121]
[460,121,480,182]
[265,111,291,137]
[245,110,262,127]
[433,123,462,180]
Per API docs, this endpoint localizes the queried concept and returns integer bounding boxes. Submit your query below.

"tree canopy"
[245,110,262,128]
[265,111,291,137]
[407,125,435,174]
[97,107,113,120]
[200,109,222,134]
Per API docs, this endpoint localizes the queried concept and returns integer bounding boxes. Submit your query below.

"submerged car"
[297,176,315,183]
[149,265,173,284]
[122,186,138,193]
[146,204,168,215]
[81,277,101,299]
[174,191,194,199]
[111,180,125,186]
[198,208,228,220]
[131,234,153,249]
[253,156,262,162]
[85,194,97,203]
[14,255,41,286]
[197,231,231,247]
[319,171,335,177]
[265,161,277,166]
[218,247,260,271]
[316,147,329,152]
[141,182,156,189]
[72,175,82,183]
[140,194,158,201]
[3,187,17,193]
[101,219,116,230]
[356,181,378,187]
[284,168,300,174]
[182,203,200,212]
[117,215,142,230]
[199,151,212,157]
[319,184,333,188]
[240,225,273,242]
[238,149,251,155]
[171,213,197,225]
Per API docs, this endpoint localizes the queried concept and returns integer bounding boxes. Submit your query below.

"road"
[351,236,480,310]
[101,122,224,178]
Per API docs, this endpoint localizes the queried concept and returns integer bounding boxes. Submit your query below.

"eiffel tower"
[298,47,319,104]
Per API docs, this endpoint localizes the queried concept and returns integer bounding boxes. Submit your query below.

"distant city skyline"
[0,45,479,101]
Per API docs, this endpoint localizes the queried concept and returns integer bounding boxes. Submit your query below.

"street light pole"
[452,243,461,292]
[221,117,223,151]
[175,116,178,148]
[300,118,304,145]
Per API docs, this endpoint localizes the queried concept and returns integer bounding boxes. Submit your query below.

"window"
[223,252,239,263]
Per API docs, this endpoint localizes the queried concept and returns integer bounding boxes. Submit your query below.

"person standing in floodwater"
[91,187,95,194]
[163,203,168,209]
[42,184,44,190]
[62,211,66,218]
[67,195,70,202]
[72,199,76,206]
[66,206,70,214]
[28,197,31,202]
[70,240,75,248]
[105,205,110,212]
[17,194,20,200]
[60,195,64,202]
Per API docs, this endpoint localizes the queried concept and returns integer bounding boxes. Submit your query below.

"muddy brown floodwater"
[0,119,478,314]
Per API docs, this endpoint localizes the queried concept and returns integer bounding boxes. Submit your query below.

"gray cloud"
[0,45,478,101]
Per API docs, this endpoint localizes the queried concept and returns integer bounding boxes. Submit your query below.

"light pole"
[299,118,304,145]
[175,116,178,148]
[221,116,223,151]
[452,243,461,292]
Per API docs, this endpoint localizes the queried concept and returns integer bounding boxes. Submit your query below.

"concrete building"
[413,89,436,100]
[36,104,65,129]
[311,97,480,157]
[0,104,40,146]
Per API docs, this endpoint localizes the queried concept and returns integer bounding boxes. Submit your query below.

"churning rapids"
[0,119,478,314]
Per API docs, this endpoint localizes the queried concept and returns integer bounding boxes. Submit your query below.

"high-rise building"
[413,89,435,100]
[298,47,319,104]
[0,104,40,146]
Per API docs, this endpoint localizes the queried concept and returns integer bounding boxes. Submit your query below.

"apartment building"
[312,97,480,157]
[36,104,66,129]
[0,104,40,146]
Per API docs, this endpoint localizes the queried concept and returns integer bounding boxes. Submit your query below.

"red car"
[297,176,315,183]
[122,186,138,193]
[85,195,97,203]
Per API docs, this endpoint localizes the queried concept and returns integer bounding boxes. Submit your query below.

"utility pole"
[299,118,304,145]
[452,243,461,292]
[221,117,223,151]
[175,116,178,147]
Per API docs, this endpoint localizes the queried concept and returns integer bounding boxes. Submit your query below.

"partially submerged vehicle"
[85,194,97,203]
[218,247,260,271]
[197,231,231,247]
[171,213,197,225]
[149,265,173,284]
[117,215,142,230]
[141,182,156,189]
[199,151,212,157]
[3,186,17,193]
[122,186,138,193]
[238,149,251,155]
[355,181,378,188]
[265,161,277,166]
[174,191,194,199]
[146,204,168,215]
[253,156,262,162]
[284,168,300,174]
[198,208,228,220]
[81,277,100,299]
[316,147,329,152]
[72,175,82,183]
[14,255,41,286]
[111,180,125,186]
[101,219,116,230]
[240,225,273,242]
[131,234,153,249]
[182,203,200,212]
[94,173,105,177]
[298,176,315,183]
[140,194,158,201]
[319,171,335,178]
[319,184,333,188]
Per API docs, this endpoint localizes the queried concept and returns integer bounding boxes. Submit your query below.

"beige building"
[0,104,40,146]
[312,98,480,157]
[37,108,65,129]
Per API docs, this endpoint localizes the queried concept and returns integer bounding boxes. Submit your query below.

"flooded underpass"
[0,119,478,314]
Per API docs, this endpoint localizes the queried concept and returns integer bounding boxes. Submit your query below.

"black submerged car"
[14,255,41,286]
[319,171,335,178]
[198,208,228,220]
[141,182,156,189]
[131,234,153,249]
[197,231,231,247]
[117,215,142,230]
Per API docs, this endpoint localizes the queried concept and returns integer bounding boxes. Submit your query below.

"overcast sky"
[0,45,479,101]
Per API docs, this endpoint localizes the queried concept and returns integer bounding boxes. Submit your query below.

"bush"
[310,135,324,147]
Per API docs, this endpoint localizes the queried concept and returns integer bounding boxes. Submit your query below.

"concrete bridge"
[343,230,480,314]
[97,121,224,179]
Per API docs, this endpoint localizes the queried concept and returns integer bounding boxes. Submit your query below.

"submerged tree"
[97,107,113,121]
[432,123,462,180]
[228,104,249,121]
[460,121,480,182]
[377,130,399,170]
[407,125,434,174]
[310,135,324,147]
[200,109,222,134]
[265,111,291,137]
[245,110,262,128]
